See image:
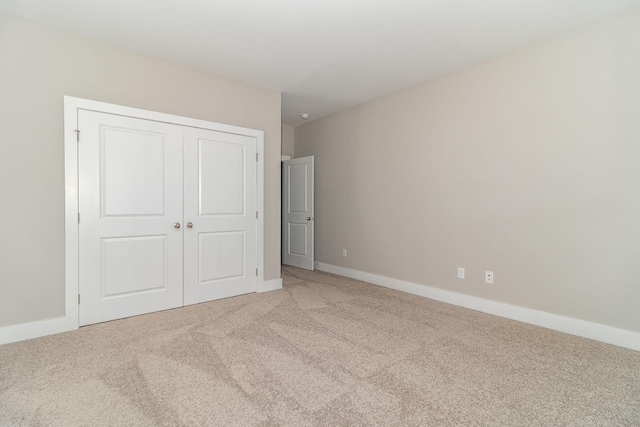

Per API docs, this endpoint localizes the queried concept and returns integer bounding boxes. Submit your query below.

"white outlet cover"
[457,267,465,279]
[485,271,494,284]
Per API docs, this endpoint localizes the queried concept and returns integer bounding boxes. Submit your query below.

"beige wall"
[0,12,281,327]
[296,9,640,333]
[282,124,295,158]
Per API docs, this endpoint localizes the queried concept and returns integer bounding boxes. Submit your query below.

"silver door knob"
[186,222,193,229]
[173,223,181,229]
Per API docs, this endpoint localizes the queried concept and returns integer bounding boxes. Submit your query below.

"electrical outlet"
[457,267,465,279]
[485,271,494,284]
[342,249,347,257]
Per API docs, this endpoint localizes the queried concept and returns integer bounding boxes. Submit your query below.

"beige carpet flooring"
[1,266,639,426]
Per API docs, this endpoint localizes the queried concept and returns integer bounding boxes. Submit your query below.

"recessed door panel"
[79,110,184,326]
[199,231,244,282]
[184,127,257,305]
[102,236,167,297]
[288,223,308,256]
[200,140,245,215]
[102,128,165,216]
[289,163,308,213]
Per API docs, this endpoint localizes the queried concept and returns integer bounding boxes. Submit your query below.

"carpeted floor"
[1,266,639,426]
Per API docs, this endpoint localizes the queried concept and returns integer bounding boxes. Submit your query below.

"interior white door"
[282,156,314,270]
[78,110,184,326]
[183,127,257,304]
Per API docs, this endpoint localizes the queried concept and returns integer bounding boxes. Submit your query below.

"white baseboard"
[0,315,77,346]
[258,278,283,293]
[316,262,640,352]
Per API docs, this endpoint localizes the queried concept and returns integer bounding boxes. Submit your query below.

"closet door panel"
[183,127,257,304]
[78,111,184,326]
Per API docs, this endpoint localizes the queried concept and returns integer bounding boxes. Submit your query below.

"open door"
[282,156,314,270]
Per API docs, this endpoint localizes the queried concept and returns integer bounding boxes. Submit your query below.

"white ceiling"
[1,0,639,126]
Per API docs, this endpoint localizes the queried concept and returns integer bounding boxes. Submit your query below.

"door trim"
[64,96,265,330]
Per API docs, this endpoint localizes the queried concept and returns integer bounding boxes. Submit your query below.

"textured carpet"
[1,266,639,426]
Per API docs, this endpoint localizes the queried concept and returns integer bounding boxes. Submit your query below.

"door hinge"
[256,211,258,219]
[77,294,80,305]
[75,129,80,142]
[256,153,259,162]
[256,268,258,276]
[78,213,80,223]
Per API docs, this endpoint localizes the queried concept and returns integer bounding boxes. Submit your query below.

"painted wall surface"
[295,9,640,333]
[282,124,295,158]
[0,12,281,327]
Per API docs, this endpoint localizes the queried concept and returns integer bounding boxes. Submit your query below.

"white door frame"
[64,96,265,330]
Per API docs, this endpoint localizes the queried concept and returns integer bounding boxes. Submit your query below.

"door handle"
[173,222,181,229]
[186,222,193,229]
[307,217,314,221]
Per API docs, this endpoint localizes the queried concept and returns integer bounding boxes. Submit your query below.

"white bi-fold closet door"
[78,110,257,326]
